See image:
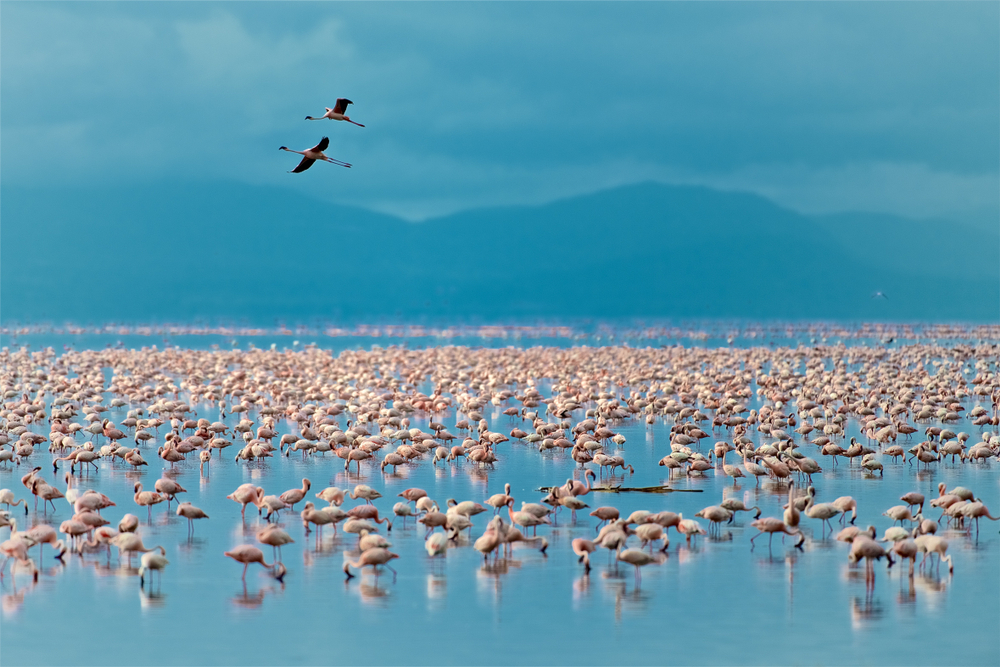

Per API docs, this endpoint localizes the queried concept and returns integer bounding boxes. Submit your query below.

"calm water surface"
[1,335,997,666]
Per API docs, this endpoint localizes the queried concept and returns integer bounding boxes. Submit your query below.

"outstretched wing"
[310,136,330,152]
[333,98,353,114]
[291,157,316,173]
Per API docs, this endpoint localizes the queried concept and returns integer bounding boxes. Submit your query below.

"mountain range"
[2,180,997,323]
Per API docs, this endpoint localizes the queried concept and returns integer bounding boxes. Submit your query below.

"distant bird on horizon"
[305,99,365,127]
[871,291,888,300]
[279,137,351,173]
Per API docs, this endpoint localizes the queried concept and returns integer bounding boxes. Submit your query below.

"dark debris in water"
[537,485,703,494]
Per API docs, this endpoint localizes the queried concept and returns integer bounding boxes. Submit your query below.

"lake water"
[1,330,998,666]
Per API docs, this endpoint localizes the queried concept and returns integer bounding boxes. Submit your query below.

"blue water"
[1,334,998,666]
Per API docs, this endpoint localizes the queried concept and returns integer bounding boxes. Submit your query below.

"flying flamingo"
[279,137,351,172]
[305,98,365,126]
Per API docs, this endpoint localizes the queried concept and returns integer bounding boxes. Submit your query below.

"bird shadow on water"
[850,595,885,628]
[754,549,800,569]
[896,575,917,610]
[707,530,734,543]
[475,558,524,607]
[231,581,284,609]
[425,573,447,607]
[139,588,168,610]
[344,577,391,607]
[0,576,38,613]
[600,577,651,623]
[177,536,207,553]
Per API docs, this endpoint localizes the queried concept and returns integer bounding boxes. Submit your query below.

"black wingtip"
[279,146,287,150]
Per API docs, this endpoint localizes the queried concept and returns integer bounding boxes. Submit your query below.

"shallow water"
[1,336,998,666]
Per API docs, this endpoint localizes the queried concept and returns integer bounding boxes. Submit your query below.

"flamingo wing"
[310,136,330,152]
[333,98,352,114]
[291,157,316,173]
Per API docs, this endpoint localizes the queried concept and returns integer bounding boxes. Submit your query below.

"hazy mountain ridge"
[2,181,996,323]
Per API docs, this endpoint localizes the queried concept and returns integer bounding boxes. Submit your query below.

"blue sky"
[3,1,998,221]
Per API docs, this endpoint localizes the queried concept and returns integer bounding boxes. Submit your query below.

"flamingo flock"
[0,329,998,607]
[281,97,363,173]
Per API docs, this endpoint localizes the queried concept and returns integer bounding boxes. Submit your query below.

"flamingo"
[0,537,38,581]
[392,502,417,526]
[257,525,294,562]
[176,502,209,537]
[507,499,550,536]
[473,520,504,562]
[349,485,381,505]
[589,506,620,533]
[750,517,804,550]
[224,545,282,581]
[900,492,925,515]
[346,504,393,531]
[960,501,1000,533]
[0,489,27,515]
[31,478,64,513]
[114,533,162,567]
[848,536,894,586]
[305,98,365,126]
[227,484,263,519]
[572,538,597,572]
[425,532,449,558]
[343,547,399,580]
[804,487,843,534]
[153,477,187,509]
[617,548,664,586]
[398,488,427,504]
[560,495,589,523]
[563,471,597,497]
[138,547,168,590]
[316,487,346,507]
[133,482,166,521]
[279,137,350,172]
[279,478,311,511]
[486,483,513,514]
[418,509,449,538]
[301,502,343,543]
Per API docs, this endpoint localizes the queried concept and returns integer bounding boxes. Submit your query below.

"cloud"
[2,2,997,223]
[697,162,1000,221]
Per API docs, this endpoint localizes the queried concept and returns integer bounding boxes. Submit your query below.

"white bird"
[425,532,449,558]
[138,546,168,590]
[305,98,365,127]
[279,137,350,172]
